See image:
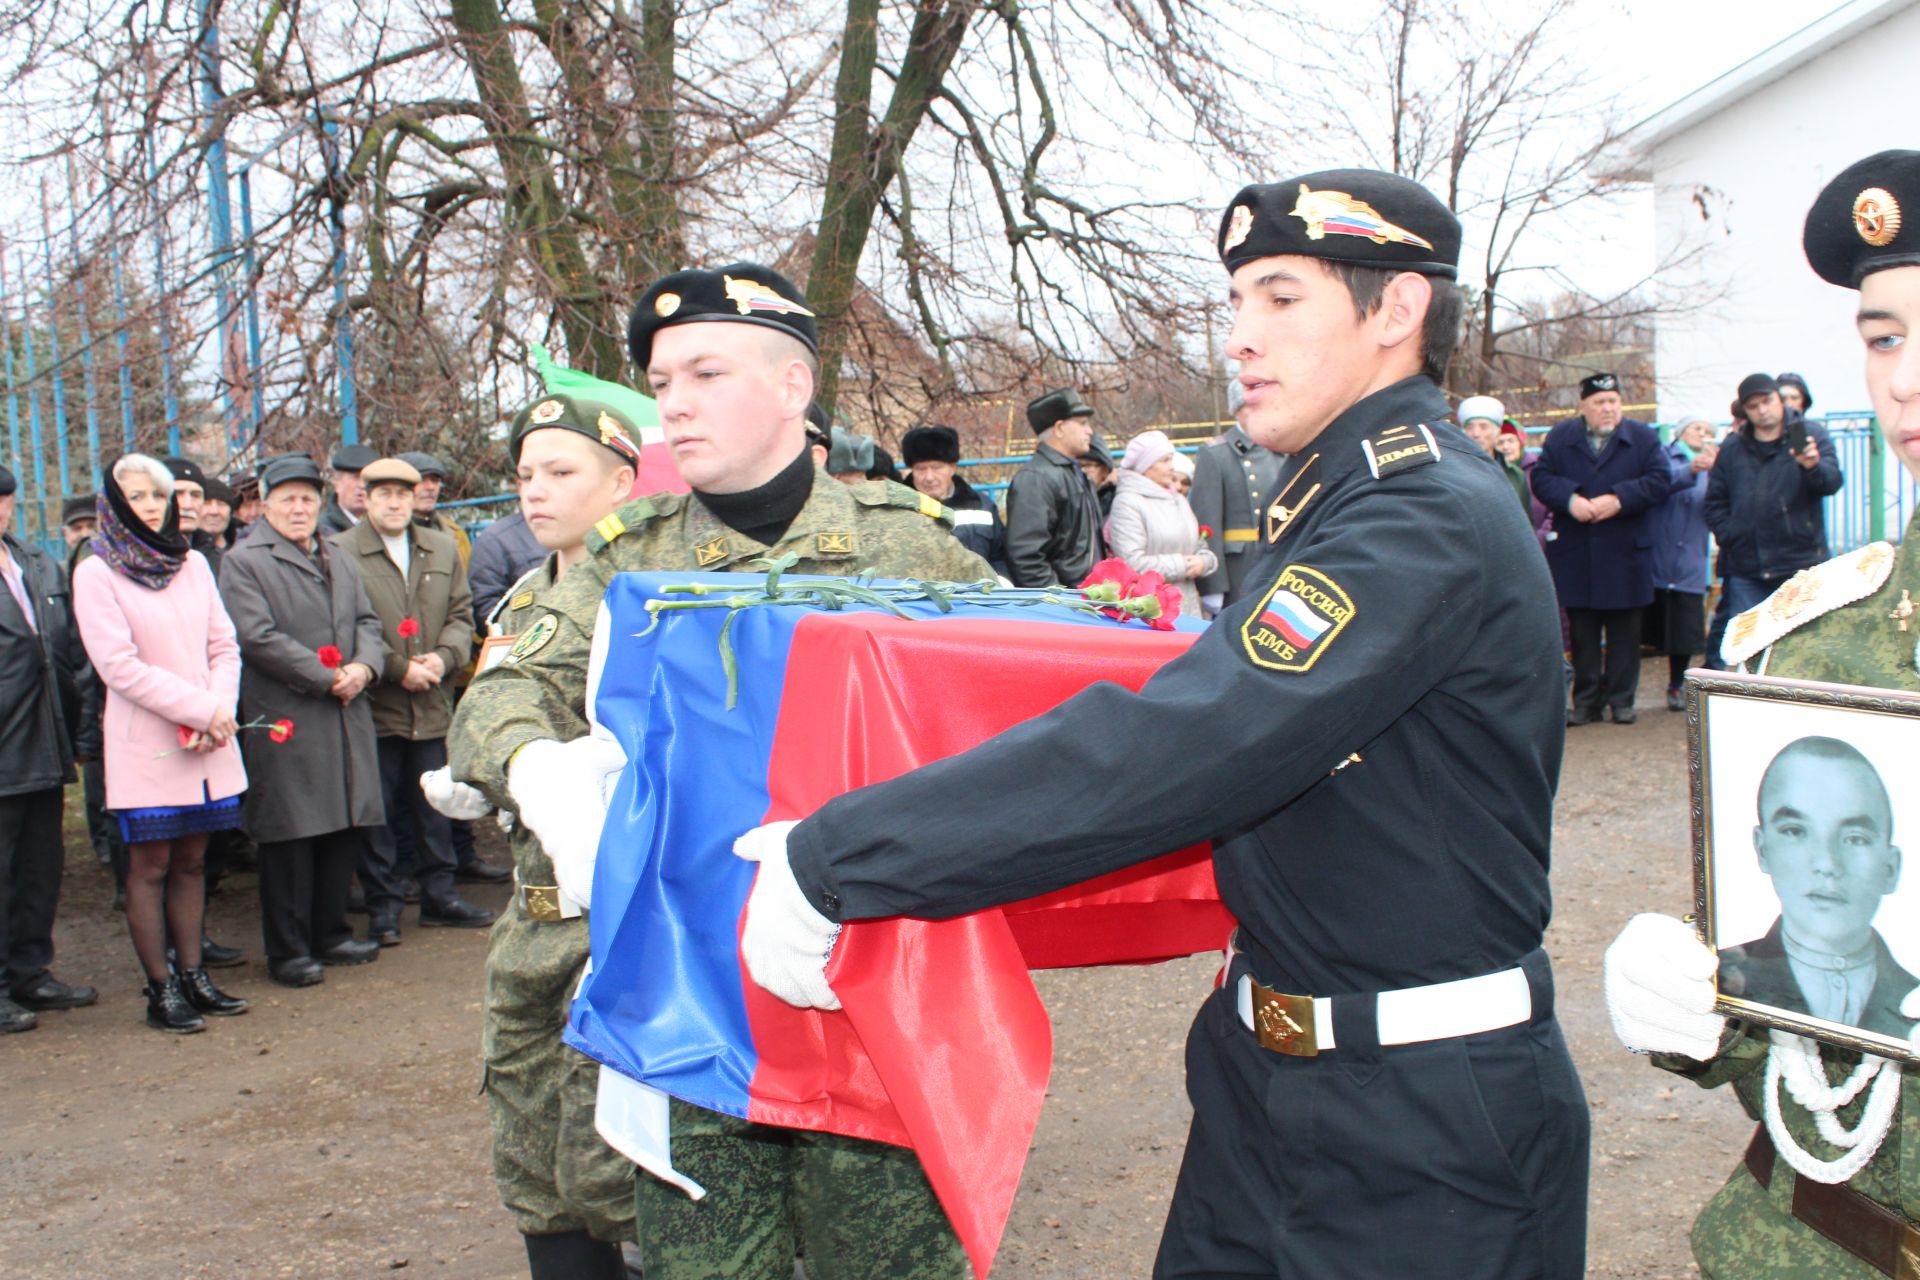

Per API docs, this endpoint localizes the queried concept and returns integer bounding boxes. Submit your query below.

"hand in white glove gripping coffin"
[736,821,842,1011]
[507,735,629,909]
[1603,912,1725,1060]
[420,767,494,820]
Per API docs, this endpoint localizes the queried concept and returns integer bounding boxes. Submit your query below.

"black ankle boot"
[145,977,205,1033]
[524,1230,626,1280]
[179,966,249,1016]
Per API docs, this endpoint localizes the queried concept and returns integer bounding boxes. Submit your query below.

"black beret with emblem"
[1578,372,1619,399]
[509,392,644,468]
[1026,387,1095,434]
[901,425,961,466]
[627,263,818,370]
[1217,169,1461,279]
[1805,151,1920,287]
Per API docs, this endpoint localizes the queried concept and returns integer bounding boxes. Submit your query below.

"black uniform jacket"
[1003,441,1106,588]
[1703,413,1844,579]
[789,376,1566,996]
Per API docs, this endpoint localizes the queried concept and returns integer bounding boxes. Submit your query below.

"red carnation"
[177,725,198,748]
[268,719,295,743]
[1079,558,1136,593]
[1198,524,1215,540]
[317,645,343,669]
[397,617,421,640]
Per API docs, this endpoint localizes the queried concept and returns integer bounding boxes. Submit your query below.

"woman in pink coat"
[72,454,250,1033]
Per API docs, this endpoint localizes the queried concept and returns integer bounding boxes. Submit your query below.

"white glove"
[1200,593,1224,617]
[736,821,841,1011]
[1604,912,1725,1060]
[420,767,493,820]
[508,736,628,909]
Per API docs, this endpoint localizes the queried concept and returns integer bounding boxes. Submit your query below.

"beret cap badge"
[1853,187,1902,248]
[725,275,816,318]
[596,411,637,455]
[1291,185,1434,251]
[654,291,682,317]
[529,398,565,424]
[1223,205,1254,253]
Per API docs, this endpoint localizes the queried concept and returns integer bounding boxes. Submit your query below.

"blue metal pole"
[145,135,183,456]
[237,168,265,437]
[17,254,47,537]
[66,155,105,487]
[195,0,242,450]
[320,115,358,446]
[106,187,137,454]
[0,260,22,508]
[40,230,73,502]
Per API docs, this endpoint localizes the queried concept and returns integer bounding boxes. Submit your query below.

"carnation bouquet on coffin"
[565,563,1232,1278]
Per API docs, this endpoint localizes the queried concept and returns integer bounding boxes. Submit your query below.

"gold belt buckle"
[1251,980,1319,1057]
[1898,1224,1920,1280]
[520,884,565,924]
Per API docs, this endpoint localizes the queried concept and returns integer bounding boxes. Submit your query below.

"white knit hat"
[1456,395,1505,425]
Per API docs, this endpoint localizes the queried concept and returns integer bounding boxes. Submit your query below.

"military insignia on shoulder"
[529,399,565,425]
[1242,565,1355,673]
[694,535,731,568]
[1361,424,1441,480]
[1721,541,1898,666]
[816,532,855,556]
[508,590,535,611]
[1266,454,1322,543]
[504,613,559,665]
[916,492,952,523]
[585,497,665,555]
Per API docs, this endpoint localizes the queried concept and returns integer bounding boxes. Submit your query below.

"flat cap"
[61,494,97,526]
[628,263,818,371]
[1083,433,1116,469]
[361,458,421,488]
[201,477,236,507]
[509,392,643,468]
[329,443,380,472]
[1027,387,1095,434]
[0,465,15,497]
[261,453,325,495]
[164,456,209,488]
[398,450,447,479]
[1736,372,1780,402]
[901,425,961,466]
[1579,373,1619,399]
[1218,170,1461,278]
[1805,151,1920,287]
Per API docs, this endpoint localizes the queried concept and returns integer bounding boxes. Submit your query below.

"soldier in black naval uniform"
[1189,420,1283,611]
[733,169,1592,1278]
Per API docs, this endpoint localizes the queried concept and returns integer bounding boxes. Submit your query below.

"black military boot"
[523,1230,626,1280]
[145,976,206,1034]
[179,967,250,1017]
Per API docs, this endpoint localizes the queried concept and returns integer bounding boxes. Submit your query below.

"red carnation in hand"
[397,617,421,640]
[317,645,343,669]
[1198,524,1215,540]
[177,725,198,748]
[268,719,295,743]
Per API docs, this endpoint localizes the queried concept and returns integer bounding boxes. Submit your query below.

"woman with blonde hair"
[72,453,249,1033]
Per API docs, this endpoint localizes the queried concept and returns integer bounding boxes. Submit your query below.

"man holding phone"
[1703,372,1843,668]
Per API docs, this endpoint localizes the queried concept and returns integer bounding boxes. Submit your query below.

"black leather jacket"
[0,534,81,798]
[1003,442,1107,587]
[1704,412,1844,579]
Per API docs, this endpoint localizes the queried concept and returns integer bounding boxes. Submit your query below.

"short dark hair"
[1321,262,1463,385]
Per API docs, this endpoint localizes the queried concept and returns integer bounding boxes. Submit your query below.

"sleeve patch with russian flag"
[1241,564,1355,672]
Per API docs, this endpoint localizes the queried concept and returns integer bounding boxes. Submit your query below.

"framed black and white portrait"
[1689,670,1920,1062]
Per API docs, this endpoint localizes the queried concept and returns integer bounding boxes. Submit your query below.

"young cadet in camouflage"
[429,393,649,1280]
[448,263,985,1280]
[1604,149,1920,1278]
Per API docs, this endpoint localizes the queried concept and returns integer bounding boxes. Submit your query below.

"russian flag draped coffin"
[567,572,1233,1276]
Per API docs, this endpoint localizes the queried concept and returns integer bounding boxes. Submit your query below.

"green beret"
[1218,169,1461,279]
[509,392,643,467]
[627,263,818,370]
[1805,150,1920,288]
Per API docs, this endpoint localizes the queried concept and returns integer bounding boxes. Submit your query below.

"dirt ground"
[5,668,1750,1279]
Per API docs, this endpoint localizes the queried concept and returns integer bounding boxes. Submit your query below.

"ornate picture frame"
[1688,669,1920,1063]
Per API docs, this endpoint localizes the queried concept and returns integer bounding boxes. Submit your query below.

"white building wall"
[1648,1,1920,424]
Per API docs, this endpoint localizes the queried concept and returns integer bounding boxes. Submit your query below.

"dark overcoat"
[1529,417,1672,611]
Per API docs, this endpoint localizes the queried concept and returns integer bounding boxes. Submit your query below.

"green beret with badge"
[509,392,644,468]
[1216,168,1462,278]
[1804,149,1920,288]
[626,262,818,370]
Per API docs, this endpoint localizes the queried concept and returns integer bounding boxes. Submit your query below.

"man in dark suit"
[1718,736,1915,1039]
[1529,372,1672,724]
[1190,418,1283,612]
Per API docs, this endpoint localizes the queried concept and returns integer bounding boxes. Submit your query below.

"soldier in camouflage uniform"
[1604,150,1920,1278]
[449,264,985,1280]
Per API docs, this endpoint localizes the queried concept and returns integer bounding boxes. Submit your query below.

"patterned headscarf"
[91,458,188,591]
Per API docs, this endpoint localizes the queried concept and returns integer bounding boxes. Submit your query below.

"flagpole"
[106,186,137,455]
[40,186,73,506]
[66,153,105,488]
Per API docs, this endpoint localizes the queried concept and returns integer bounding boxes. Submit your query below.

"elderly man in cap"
[1190,413,1283,612]
[0,464,96,1032]
[734,170,1590,1277]
[220,453,385,986]
[902,423,1009,575]
[449,261,987,1280]
[320,443,378,535]
[60,495,97,551]
[400,451,474,570]
[1004,386,1106,586]
[1529,373,1671,724]
[329,457,489,944]
[164,455,230,579]
[1701,371,1843,669]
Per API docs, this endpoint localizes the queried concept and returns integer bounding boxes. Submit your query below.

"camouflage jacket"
[448,473,992,806]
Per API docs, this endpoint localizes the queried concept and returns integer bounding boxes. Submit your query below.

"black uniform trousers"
[0,787,65,995]
[362,736,458,917]
[1565,606,1642,714]
[1155,950,1588,1280]
[256,828,360,961]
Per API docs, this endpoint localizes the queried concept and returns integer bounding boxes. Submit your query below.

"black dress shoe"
[179,966,249,1016]
[0,997,37,1033]
[14,974,99,1011]
[268,956,325,988]
[370,915,402,947]
[1666,689,1686,712]
[1611,706,1638,725]
[421,897,496,928]
[200,935,246,968]
[145,977,205,1033]
[455,859,511,884]
[319,938,380,966]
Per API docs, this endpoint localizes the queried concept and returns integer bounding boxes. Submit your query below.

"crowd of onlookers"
[0,369,1844,1034]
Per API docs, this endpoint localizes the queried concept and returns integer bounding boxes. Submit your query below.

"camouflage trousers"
[482,901,635,1243]
[1692,1160,1883,1278]
[634,1097,967,1280]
